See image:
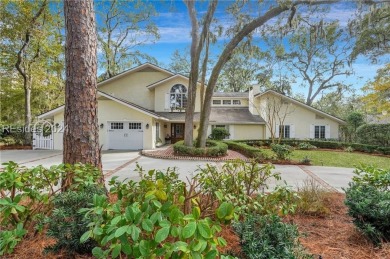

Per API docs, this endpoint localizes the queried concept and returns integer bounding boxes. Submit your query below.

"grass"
[291,149,390,169]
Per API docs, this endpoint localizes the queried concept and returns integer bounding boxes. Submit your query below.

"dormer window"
[170,84,187,109]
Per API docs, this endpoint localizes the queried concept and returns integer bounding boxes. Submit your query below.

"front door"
[171,123,185,144]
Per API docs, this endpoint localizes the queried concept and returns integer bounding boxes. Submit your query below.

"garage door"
[108,122,143,150]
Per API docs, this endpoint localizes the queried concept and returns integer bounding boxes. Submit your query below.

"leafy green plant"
[0,223,27,256]
[224,141,270,161]
[295,178,330,217]
[344,146,354,152]
[80,166,232,258]
[271,143,294,160]
[234,215,312,259]
[300,156,311,165]
[0,161,103,229]
[297,142,317,150]
[344,165,390,245]
[44,185,106,255]
[209,127,230,140]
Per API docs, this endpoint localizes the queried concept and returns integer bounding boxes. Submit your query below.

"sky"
[95,0,389,98]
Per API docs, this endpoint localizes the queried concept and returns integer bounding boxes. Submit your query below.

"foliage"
[44,185,106,255]
[224,141,269,161]
[361,64,390,115]
[80,166,231,258]
[356,123,390,147]
[234,215,312,259]
[342,111,366,143]
[0,223,27,256]
[195,160,297,218]
[173,140,227,157]
[344,165,390,245]
[209,127,230,140]
[271,144,294,160]
[297,142,317,150]
[0,161,103,229]
[295,179,330,217]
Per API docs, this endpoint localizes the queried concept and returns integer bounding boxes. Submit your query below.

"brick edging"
[298,165,339,193]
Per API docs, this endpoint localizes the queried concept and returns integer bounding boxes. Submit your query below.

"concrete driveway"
[0,150,355,192]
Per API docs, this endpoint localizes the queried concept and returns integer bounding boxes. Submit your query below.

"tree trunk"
[63,0,102,186]
[24,79,32,145]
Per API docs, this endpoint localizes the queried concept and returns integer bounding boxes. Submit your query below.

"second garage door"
[108,121,143,150]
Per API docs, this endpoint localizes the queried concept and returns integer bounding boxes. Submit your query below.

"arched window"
[170,84,187,109]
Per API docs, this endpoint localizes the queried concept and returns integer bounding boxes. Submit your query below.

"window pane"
[223,100,231,105]
[213,100,221,105]
[233,100,241,105]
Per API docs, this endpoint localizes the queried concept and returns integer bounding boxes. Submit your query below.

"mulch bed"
[9,193,390,259]
[0,145,32,150]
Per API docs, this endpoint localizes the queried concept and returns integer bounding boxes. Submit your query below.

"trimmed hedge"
[224,141,269,161]
[357,124,390,147]
[238,139,389,155]
[173,140,227,157]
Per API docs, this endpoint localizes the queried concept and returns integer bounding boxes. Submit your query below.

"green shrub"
[0,162,103,229]
[357,124,390,147]
[297,142,317,150]
[377,146,390,155]
[195,160,297,218]
[234,215,312,259]
[45,185,106,255]
[80,165,232,258]
[224,141,269,161]
[173,140,227,157]
[271,144,294,160]
[344,165,390,245]
[0,223,27,256]
[209,127,230,140]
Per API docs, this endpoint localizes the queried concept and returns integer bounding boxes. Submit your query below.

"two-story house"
[37,63,345,150]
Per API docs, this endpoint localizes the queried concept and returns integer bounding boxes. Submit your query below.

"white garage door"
[108,122,143,150]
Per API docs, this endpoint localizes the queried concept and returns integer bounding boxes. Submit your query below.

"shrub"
[234,215,312,259]
[195,160,297,218]
[377,146,390,155]
[45,185,106,255]
[80,165,233,258]
[357,124,390,147]
[297,142,317,150]
[344,165,390,245]
[295,178,330,217]
[224,141,269,161]
[173,140,227,157]
[209,127,230,140]
[300,156,311,165]
[344,146,354,152]
[271,144,294,160]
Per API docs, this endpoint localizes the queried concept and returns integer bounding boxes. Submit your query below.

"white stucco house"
[36,63,345,150]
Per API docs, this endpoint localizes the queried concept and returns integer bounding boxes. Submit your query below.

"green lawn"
[290,150,390,169]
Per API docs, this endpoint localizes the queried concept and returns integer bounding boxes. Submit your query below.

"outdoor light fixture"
[194,125,196,129]
[100,123,104,129]
[146,123,149,129]
[55,123,60,128]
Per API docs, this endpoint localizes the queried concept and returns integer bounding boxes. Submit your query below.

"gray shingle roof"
[156,108,265,124]
[213,92,248,98]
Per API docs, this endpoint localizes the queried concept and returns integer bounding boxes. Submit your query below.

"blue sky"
[97,1,388,97]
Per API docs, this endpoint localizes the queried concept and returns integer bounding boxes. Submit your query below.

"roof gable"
[255,90,346,124]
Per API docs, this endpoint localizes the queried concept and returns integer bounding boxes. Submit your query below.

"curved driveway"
[0,150,355,192]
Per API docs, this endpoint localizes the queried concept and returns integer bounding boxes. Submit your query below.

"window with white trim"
[314,125,326,139]
[279,125,290,138]
[129,123,142,130]
[223,100,232,105]
[232,100,241,105]
[170,84,187,109]
[111,122,123,129]
[212,99,221,105]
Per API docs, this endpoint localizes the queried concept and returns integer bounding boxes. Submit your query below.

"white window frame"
[212,99,222,105]
[314,125,326,139]
[223,100,232,105]
[232,100,241,105]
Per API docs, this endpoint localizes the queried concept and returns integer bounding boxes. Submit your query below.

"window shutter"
[290,124,295,138]
[165,93,170,110]
[275,124,280,138]
[309,125,314,139]
[325,125,330,139]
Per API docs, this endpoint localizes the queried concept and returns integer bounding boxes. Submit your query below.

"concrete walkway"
[0,150,355,192]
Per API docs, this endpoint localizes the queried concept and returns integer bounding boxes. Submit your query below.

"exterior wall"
[98,71,168,110]
[154,77,202,112]
[233,124,265,140]
[52,100,156,150]
[257,93,341,140]
[211,97,249,107]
